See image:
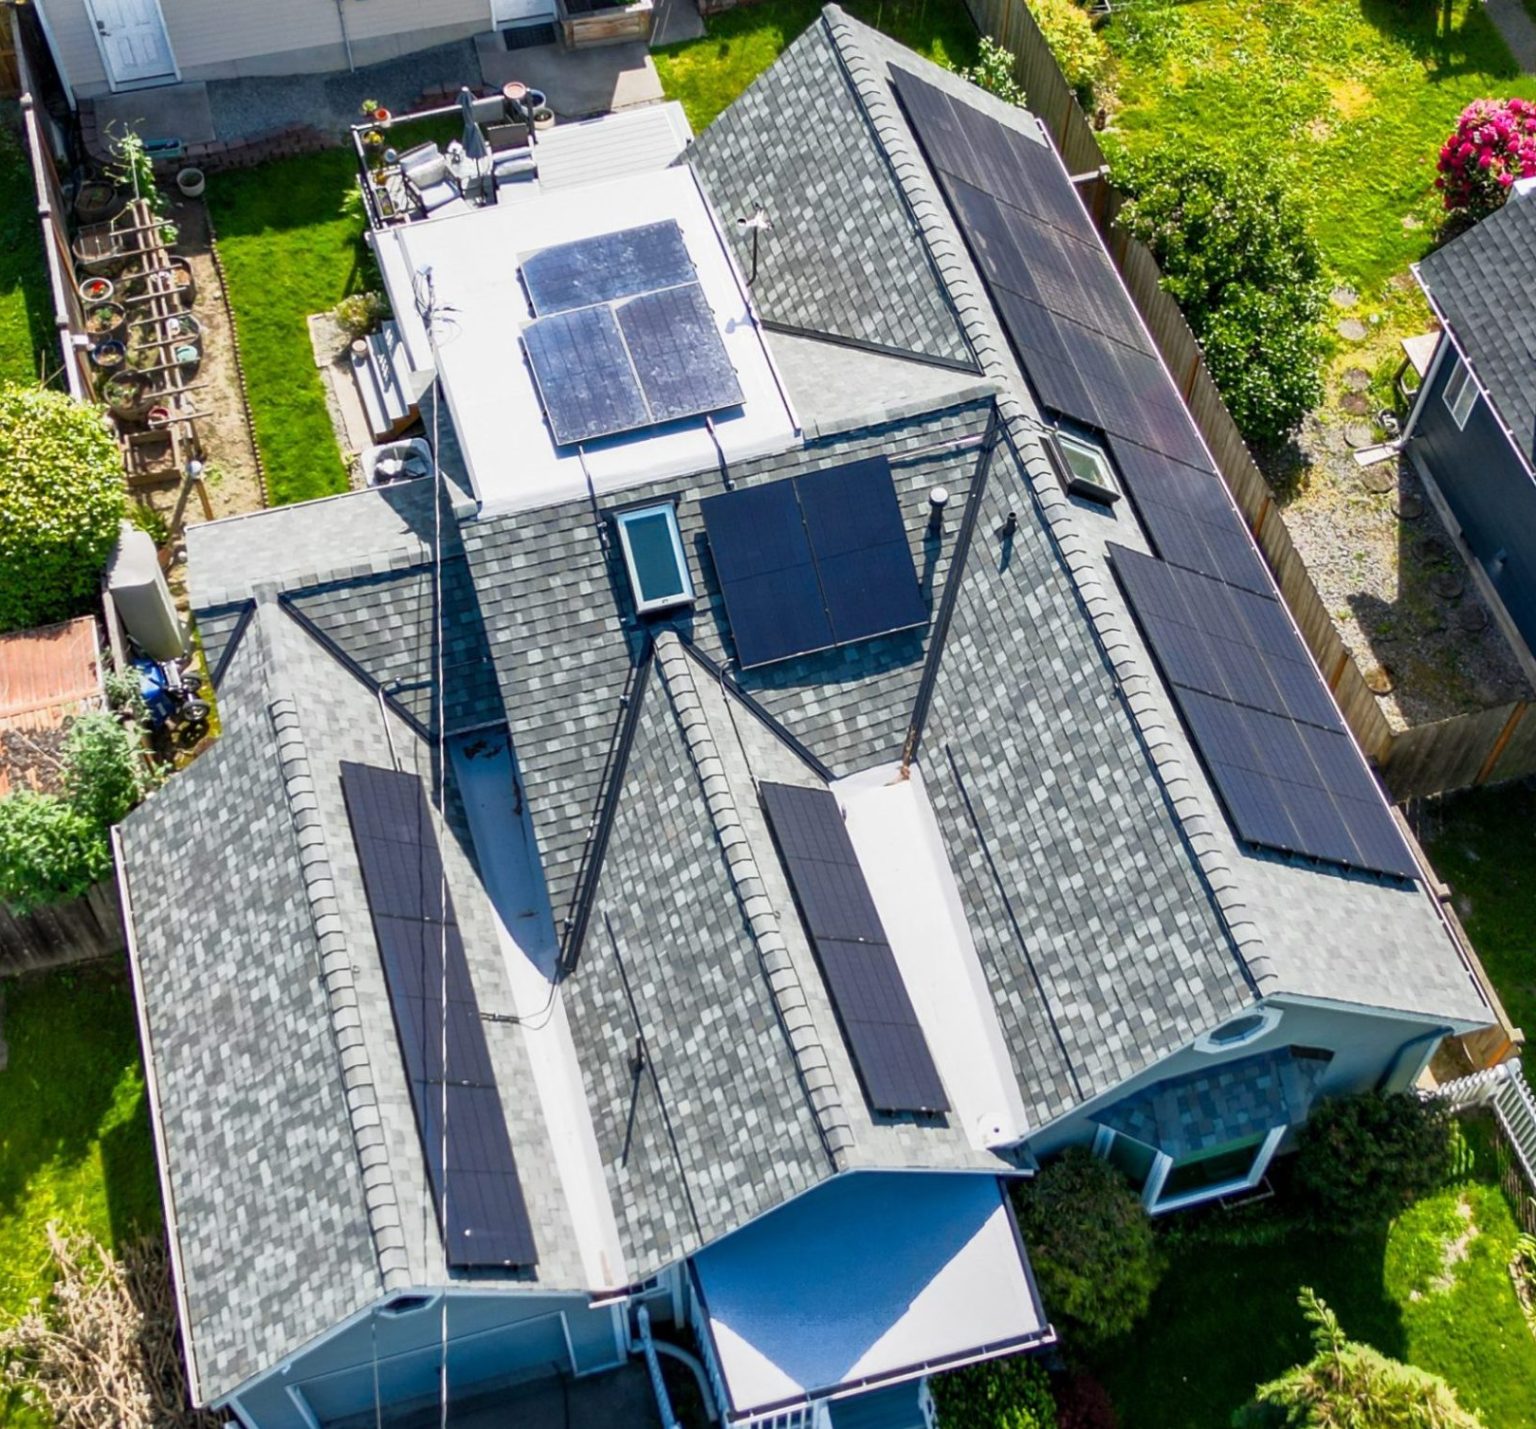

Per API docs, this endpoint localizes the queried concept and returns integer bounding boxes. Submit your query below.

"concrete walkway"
[477,34,663,117]
[1486,0,1536,73]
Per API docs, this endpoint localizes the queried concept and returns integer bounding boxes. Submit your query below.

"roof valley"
[653,632,855,1163]
[266,610,410,1294]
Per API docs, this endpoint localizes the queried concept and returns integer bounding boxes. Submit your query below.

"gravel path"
[1280,415,1531,730]
[205,40,484,142]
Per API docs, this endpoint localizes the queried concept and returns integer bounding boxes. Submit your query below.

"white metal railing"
[636,1307,680,1429]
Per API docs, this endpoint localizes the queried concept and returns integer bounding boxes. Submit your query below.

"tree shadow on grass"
[1356,0,1521,82]
[1085,1212,1404,1429]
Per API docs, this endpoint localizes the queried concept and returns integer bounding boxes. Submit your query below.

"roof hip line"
[269,689,411,1292]
[652,631,855,1164]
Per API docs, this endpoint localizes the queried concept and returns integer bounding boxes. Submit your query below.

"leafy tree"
[0,386,124,633]
[1027,0,1109,108]
[1293,1091,1454,1229]
[1012,1147,1161,1342]
[1233,1288,1484,1427]
[1113,149,1326,447]
[932,1353,1057,1429]
[0,791,111,914]
[1436,97,1536,223]
[958,36,1028,109]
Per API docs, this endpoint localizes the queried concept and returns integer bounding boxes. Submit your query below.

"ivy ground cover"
[1101,0,1536,299]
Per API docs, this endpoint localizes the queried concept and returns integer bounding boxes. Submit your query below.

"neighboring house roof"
[0,616,99,795]
[1417,192,1536,466]
[126,6,1493,1402]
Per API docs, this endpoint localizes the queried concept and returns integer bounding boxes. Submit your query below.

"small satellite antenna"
[736,202,770,285]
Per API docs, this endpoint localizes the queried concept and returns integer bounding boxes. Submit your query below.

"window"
[1193,1007,1280,1054]
[1146,1126,1286,1213]
[614,503,693,616]
[1443,358,1478,430]
[1047,430,1120,505]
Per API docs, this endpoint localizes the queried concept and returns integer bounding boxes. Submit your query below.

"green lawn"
[1088,1123,1536,1429]
[1422,781,1536,1040]
[1102,0,1536,298]
[0,961,161,1428]
[654,0,979,133]
[0,121,58,388]
[206,149,370,506]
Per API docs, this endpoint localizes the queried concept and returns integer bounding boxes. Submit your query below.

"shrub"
[333,290,389,341]
[1114,148,1325,447]
[932,1354,1057,1429]
[1055,1372,1119,1429]
[1027,0,1109,107]
[0,792,110,914]
[1436,97,1536,222]
[1012,1147,1161,1342]
[1293,1091,1454,1229]
[0,386,124,633]
[63,711,144,828]
[958,37,1028,109]
[1233,1288,1484,1427]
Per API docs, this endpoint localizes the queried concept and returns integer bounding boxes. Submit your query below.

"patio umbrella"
[458,86,489,166]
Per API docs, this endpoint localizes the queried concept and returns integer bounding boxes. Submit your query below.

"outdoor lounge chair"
[398,143,461,214]
[488,123,535,184]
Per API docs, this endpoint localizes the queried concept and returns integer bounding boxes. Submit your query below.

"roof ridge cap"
[652,632,855,1163]
[268,692,411,1290]
[828,32,1275,993]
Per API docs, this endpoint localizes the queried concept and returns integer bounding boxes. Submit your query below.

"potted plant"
[79,275,115,306]
[84,302,126,341]
[176,167,205,198]
[74,175,120,225]
[89,339,126,370]
[102,373,152,419]
[363,128,385,152]
[531,105,555,132]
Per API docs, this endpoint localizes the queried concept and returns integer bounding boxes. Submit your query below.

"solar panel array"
[894,69,1414,879]
[759,781,949,1115]
[519,222,744,446]
[340,761,539,1269]
[701,456,928,669]
[1108,547,1418,878]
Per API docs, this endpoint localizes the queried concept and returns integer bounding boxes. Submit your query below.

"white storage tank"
[106,522,185,660]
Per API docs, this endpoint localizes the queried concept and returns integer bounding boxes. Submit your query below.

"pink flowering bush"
[1436,97,1536,221]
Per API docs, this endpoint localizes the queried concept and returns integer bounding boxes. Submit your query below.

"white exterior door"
[491,0,556,26]
[87,0,177,89]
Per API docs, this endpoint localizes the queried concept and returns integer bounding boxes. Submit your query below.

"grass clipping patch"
[0,1225,217,1428]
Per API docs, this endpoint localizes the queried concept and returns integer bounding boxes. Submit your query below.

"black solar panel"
[340,762,539,1268]
[759,781,949,1115]
[1107,549,1418,878]
[616,283,745,425]
[891,68,1217,472]
[701,457,927,669]
[522,305,649,446]
[521,220,695,315]
[798,458,930,646]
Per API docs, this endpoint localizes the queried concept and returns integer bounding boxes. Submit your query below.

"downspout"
[334,0,356,72]
[635,1306,685,1429]
[1376,1025,1453,1092]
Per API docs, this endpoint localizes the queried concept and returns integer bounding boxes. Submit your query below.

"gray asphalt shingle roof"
[686,20,972,368]
[1417,192,1536,465]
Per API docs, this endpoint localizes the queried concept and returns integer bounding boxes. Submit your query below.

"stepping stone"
[1337,317,1369,342]
[1342,367,1371,391]
[1394,492,1424,521]
[1344,422,1374,448]
[1456,602,1489,634]
[1415,534,1450,564]
[1331,285,1359,308]
[1435,569,1466,599]
[1402,213,1424,231]
[1342,393,1371,416]
[1364,664,1395,696]
[1360,465,1395,494]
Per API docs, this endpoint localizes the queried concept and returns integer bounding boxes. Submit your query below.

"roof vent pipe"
[927,485,951,534]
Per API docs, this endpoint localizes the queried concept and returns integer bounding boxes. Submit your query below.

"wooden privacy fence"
[0,880,124,976]
[961,0,1536,801]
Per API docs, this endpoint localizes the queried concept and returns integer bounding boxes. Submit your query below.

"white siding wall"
[42,0,493,97]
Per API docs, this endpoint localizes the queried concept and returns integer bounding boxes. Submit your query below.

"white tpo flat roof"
[693,1172,1049,1418]
[382,162,798,515]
